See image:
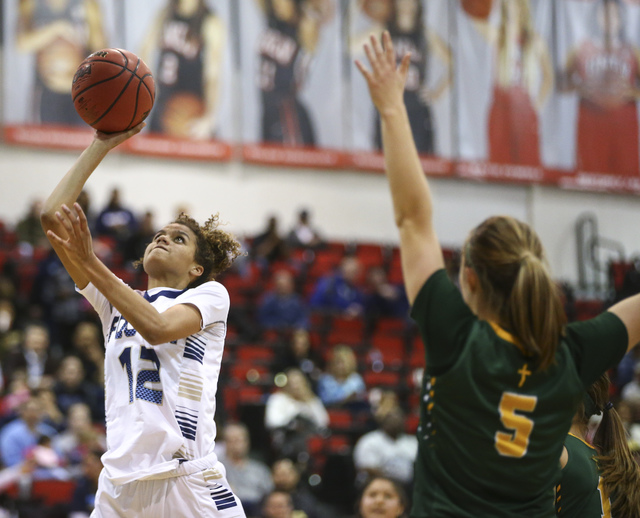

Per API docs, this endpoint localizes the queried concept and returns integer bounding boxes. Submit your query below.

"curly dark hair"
[134,213,243,288]
[174,213,243,288]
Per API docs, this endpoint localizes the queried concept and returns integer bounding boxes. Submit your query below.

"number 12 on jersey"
[495,392,537,458]
[119,346,164,405]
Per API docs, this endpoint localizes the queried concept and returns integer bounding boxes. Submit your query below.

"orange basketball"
[71,48,155,133]
[461,0,493,19]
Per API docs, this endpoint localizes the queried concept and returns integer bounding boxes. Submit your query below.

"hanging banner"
[347,0,454,176]
[120,0,234,160]
[553,0,640,193]
[454,0,640,194]
[455,0,554,184]
[238,0,348,168]
[2,0,116,149]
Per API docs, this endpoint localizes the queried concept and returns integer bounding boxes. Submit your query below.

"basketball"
[71,48,155,133]
[461,0,493,19]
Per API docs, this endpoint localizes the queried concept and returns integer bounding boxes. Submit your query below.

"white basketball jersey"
[78,280,229,486]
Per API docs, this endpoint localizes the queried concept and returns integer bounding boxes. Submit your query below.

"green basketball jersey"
[409,270,627,518]
[556,434,612,517]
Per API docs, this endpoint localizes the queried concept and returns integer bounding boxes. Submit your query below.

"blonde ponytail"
[583,375,640,518]
[467,216,566,370]
[594,404,640,518]
[506,253,566,369]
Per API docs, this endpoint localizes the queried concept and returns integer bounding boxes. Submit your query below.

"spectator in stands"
[2,322,60,390]
[69,320,104,386]
[52,402,106,479]
[364,266,409,320]
[616,399,640,452]
[76,190,97,235]
[36,386,65,432]
[353,406,418,489]
[370,389,401,425]
[309,256,365,318]
[95,187,138,246]
[0,371,30,423]
[357,475,408,518]
[53,356,104,422]
[287,209,324,250]
[272,329,323,386]
[621,361,640,406]
[260,490,295,518]
[31,249,91,347]
[251,215,289,266]
[0,299,17,339]
[259,270,309,332]
[271,457,335,518]
[0,393,58,469]
[16,199,47,250]
[218,422,274,517]
[614,348,639,392]
[68,446,104,517]
[122,209,156,264]
[316,345,367,410]
[265,368,329,460]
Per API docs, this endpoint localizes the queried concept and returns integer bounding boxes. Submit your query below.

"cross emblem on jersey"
[518,363,532,388]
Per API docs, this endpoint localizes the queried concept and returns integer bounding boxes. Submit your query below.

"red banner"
[242,144,349,170]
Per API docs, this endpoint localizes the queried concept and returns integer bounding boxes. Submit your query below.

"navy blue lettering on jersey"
[108,316,137,341]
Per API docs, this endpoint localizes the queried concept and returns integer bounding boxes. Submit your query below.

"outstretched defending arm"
[356,32,444,305]
[608,294,640,353]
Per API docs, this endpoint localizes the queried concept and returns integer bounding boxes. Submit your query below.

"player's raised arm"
[607,293,640,353]
[40,124,144,289]
[355,31,444,305]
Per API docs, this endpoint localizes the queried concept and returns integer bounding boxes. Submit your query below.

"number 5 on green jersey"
[495,392,538,458]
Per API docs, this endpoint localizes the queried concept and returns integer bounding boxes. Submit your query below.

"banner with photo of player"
[454,0,555,184]
[237,0,348,169]
[121,0,234,160]
[551,0,640,193]
[347,0,455,176]
[2,0,118,149]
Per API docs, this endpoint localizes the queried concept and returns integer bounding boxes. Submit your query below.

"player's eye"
[175,236,184,243]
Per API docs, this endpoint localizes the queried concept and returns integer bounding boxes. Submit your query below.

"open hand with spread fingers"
[355,31,412,115]
[47,202,97,268]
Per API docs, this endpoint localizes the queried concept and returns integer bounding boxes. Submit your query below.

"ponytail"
[467,216,566,370]
[506,253,567,370]
[593,404,640,518]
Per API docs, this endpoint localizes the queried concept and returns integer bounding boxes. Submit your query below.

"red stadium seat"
[363,370,401,389]
[328,408,354,431]
[31,479,77,507]
[236,345,276,365]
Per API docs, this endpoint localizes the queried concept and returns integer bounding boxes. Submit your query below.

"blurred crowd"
[0,192,636,517]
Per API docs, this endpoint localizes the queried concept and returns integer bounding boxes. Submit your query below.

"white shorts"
[90,462,246,518]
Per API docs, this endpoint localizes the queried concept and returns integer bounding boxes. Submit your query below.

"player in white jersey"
[40,123,246,517]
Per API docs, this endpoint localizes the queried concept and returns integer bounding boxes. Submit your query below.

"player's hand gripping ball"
[72,48,155,133]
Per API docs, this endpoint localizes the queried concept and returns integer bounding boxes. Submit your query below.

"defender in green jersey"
[356,32,640,517]
[557,434,610,517]
[557,375,640,517]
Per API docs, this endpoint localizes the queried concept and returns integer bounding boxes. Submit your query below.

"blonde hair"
[586,375,640,517]
[496,0,540,94]
[465,216,566,369]
[329,344,358,375]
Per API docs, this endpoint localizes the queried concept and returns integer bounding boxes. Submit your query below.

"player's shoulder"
[189,279,227,292]
[183,280,229,300]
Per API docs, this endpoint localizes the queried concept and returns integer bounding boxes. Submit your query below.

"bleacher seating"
[0,215,624,513]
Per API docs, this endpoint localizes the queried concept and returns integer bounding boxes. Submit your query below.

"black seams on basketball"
[72,48,155,133]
